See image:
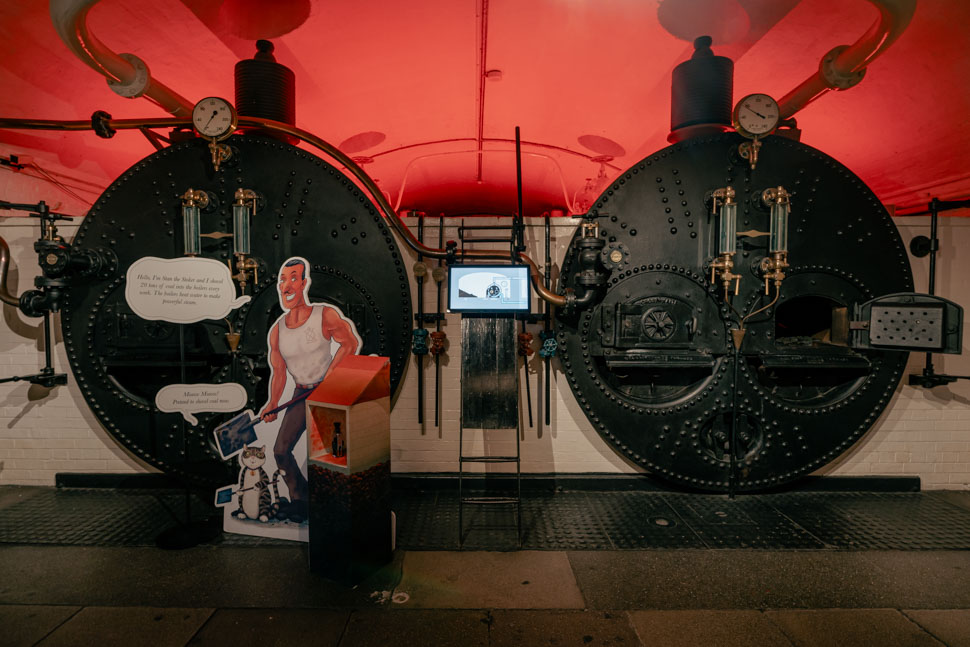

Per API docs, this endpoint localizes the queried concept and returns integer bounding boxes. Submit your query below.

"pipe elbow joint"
[561,285,601,315]
[572,286,600,309]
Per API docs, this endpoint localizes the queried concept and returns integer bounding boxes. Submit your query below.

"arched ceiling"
[0,0,967,218]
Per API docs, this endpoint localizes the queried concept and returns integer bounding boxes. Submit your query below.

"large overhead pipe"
[777,0,917,119]
[49,0,194,117]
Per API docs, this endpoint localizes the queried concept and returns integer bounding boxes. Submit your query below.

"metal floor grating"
[3,486,970,550]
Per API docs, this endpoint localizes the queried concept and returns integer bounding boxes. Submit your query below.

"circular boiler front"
[556,133,913,492]
[61,136,412,486]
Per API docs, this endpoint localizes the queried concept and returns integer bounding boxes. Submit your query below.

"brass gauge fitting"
[759,251,789,293]
[709,186,741,298]
[232,256,259,294]
[710,253,741,298]
[208,141,232,172]
[230,188,260,293]
[759,186,791,293]
[180,188,209,256]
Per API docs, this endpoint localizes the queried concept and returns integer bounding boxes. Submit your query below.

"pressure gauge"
[192,97,237,141]
[732,93,780,139]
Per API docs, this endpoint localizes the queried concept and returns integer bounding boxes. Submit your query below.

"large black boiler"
[557,133,914,492]
[61,135,412,486]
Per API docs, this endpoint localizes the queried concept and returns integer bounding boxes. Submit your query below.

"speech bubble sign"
[125,256,250,323]
[155,382,249,426]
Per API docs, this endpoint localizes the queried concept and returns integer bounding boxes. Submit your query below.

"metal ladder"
[457,313,522,548]
[457,409,522,548]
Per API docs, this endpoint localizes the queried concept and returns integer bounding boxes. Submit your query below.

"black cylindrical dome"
[234,39,296,126]
[670,36,733,136]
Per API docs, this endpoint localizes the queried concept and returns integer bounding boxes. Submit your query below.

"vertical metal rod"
[543,212,551,426]
[435,218,444,427]
[516,377,523,547]
[514,126,525,254]
[179,324,191,523]
[458,387,464,549]
[514,127,533,428]
[416,216,425,426]
[924,198,940,374]
[728,342,739,499]
[521,319,533,428]
[42,312,52,372]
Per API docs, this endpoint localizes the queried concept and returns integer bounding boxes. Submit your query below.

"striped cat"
[232,445,285,523]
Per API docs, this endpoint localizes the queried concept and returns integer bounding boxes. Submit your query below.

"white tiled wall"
[0,204,968,487]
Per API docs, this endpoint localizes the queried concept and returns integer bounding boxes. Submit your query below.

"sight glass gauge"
[192,97,237,141]
[732,93,780,139]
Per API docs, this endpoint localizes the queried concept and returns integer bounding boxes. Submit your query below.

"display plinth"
[306,355,391,582]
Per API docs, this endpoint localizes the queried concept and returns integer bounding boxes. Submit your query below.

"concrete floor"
[4,486,970,645]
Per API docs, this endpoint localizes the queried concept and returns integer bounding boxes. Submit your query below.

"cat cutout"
[232,445,286,523]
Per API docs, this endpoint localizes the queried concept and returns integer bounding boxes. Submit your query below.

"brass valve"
[759,251,789,294]
[208,140,232,172]
[710,253,741,298]
[232,255,259,294]
[234,188,258,206]
[180,188,209,208]
[738,138,762,171]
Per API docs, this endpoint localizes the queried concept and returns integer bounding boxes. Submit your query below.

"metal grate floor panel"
[4,486,970,551]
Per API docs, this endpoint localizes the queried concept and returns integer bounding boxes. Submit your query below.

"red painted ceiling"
[0,0,967,218]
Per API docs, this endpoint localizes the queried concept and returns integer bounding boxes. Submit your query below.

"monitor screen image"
[448,264,531,313]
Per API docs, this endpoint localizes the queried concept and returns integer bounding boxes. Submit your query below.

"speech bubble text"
[155,382,249,426]
[125,256,250,323]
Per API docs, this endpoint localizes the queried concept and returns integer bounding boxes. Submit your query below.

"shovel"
[213,389,315,460]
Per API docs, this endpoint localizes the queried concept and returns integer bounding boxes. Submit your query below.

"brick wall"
[0,210,967,488]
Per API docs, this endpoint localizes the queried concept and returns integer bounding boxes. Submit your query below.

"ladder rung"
[461,496,519,504]
[460,456,519,463]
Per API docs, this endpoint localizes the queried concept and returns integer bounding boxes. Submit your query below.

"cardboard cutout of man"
[260,257,361,522]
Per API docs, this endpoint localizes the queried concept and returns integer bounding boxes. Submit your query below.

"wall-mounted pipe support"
[777,0,917,119]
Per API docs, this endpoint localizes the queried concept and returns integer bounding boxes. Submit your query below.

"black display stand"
[306,356,393,582]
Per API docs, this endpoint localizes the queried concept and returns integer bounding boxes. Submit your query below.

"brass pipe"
[0,237,20,307]
[0,117,187,131]
[777,0,917,120]
[518,252,567,308]
[0,114,566,306]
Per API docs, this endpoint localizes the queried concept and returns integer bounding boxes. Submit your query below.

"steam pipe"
[777,0,917,120]
[0,114,570,307]
[49,0,194,117]
[0,237,20,307]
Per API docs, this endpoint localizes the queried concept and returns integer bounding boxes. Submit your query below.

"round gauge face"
[732,93,780,138]
[191,97,237,140]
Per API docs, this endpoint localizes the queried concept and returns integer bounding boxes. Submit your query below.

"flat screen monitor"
[447,264,531,313]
